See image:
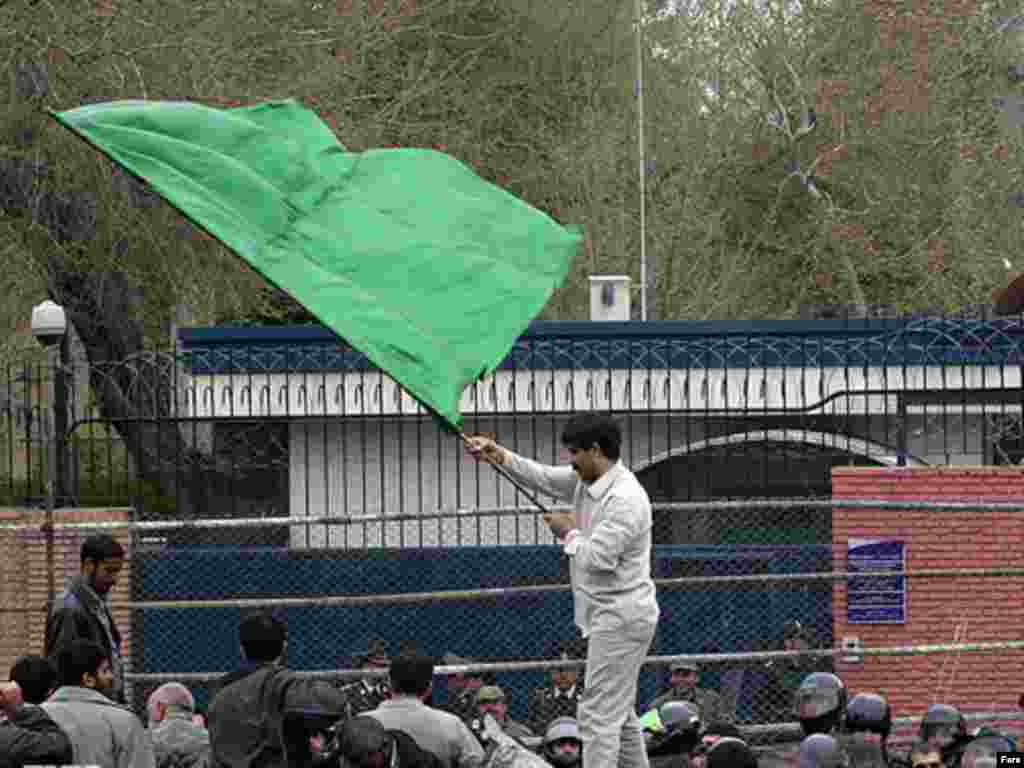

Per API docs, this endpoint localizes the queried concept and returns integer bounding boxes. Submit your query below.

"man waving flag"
[51,99,581,432]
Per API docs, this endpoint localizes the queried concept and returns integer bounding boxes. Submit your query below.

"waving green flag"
[51,99,581,429]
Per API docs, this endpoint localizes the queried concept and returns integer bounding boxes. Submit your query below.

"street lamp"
[31,300,66,613]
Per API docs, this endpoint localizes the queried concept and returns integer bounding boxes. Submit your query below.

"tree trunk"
[48,268,219,518]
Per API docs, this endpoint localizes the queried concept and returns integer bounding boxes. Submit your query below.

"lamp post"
[31,300,67,613]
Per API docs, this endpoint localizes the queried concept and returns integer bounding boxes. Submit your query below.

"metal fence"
[4,313,1024,534]
[2,314,1024,738]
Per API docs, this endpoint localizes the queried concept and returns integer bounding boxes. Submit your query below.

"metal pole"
[45,344,59,613]
[635,0,648,321]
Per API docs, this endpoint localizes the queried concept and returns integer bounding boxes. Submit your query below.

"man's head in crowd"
[80,534,125,596]
[476,685,508,723]
[444,653,492,694]
[337,716,395,768]
[357,639,389,672]
[10,654,58,704]
[691,722,744,768]
[669,661,699,695]
[147,681,196,724]
[239,611,287,664]
[56,640,114,692]
[708,737,758,768]
[389,653,434,701]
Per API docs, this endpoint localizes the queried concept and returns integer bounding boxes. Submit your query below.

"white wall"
[287,414,985,549]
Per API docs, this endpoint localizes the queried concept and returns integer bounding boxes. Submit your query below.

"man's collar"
[584,461,623,500]
[555,685,576,698]
[47,685,117,705]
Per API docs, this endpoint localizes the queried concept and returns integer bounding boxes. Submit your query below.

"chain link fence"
[1,498,1022,751]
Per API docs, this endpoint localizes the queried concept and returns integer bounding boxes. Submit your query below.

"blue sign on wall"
[847,539,906,624]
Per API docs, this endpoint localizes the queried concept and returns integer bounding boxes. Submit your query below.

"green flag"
[51,99,581,429]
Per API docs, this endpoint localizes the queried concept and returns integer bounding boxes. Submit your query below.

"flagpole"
[635,0,648,322]
[456,431,553,516]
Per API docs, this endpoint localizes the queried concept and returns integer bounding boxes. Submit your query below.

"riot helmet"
[705,737,759,768]
[845,693,892,741]
[842,693,891,768]
[799,734,846,768]
[795,673,847,736]
[919,704,967,750]
[543,716,582,768]
[644,699,702,757]
[660,700,701,738]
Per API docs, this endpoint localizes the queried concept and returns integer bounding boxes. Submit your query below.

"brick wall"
[831,467,1024,717]
[0,508,133,696]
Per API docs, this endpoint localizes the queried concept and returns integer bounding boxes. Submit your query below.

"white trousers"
[579,618,658,768]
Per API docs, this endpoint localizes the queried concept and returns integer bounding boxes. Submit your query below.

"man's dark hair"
[338,716,391,763]
[80,533,125,563]
[388,653,434,696]
[560,413,622,461]
[55,640,110,687]
[239,611,287,662]
[10,654,58,704]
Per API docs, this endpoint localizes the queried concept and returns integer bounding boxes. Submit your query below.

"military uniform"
[339,679,391,716]
[648,686,732,725]
[526,685,584,737]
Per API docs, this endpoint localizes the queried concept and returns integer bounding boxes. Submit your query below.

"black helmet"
[706,737,758,768]
[919,704,967,749]
[799,734,846,768]
[795,673,847,736]
[543,716,582,768]
[845,693,892,740]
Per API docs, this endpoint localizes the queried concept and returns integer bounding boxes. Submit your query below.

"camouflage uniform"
[526,685,584,737]
[648,686,733,725]
[150,708,211,768]
[339,679,390,716]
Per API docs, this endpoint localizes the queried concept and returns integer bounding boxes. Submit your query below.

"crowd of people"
[1,605,1019,768]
